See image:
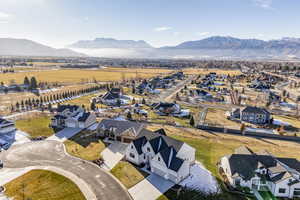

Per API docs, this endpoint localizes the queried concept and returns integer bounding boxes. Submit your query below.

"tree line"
[11,85,104,113]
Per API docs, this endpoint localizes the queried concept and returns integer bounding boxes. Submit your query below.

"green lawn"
[111,161,149,189]
[15,114,54,138]
[5,170,86,200]
[64,131,106,161]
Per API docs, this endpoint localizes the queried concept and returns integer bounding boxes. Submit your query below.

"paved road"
[156,75,196,102]
[0,141,131,200]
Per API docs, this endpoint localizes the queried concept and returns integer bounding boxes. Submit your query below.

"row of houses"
[97,119,195,184]
[220,146,300,199]
[136,72,184,94]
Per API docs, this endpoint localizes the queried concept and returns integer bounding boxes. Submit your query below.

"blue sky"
[0,0,299,48]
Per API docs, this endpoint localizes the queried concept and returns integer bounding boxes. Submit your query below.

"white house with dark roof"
[51,105,96,129]
[100,88,131,106]
[126,129,195,184]
[220,146,300,199]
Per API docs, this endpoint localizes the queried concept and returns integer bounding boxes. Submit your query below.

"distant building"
[231,106,271,125]
[152,102,181,116]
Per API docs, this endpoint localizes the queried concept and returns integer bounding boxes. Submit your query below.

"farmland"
[0,67,174,84]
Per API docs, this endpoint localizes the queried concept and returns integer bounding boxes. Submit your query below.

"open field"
[111,161,149,189]
[15,113,54,138]
[205,108,241,128]
[0,68,173,84]
[65,92,103,109]
[4,169,86,200]
[183,68,242,76]
[64,131,106,161]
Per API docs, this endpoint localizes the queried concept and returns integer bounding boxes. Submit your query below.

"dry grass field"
[0,68,173,84]
[205,108,241,128]
[183,68,242,76]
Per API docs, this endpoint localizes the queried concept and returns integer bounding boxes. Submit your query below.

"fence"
[197,125,300,142]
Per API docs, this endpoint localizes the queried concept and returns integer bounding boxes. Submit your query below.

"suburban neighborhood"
[1,1,300,199]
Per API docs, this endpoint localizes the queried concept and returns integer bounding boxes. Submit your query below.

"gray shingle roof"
[98,119,145,137]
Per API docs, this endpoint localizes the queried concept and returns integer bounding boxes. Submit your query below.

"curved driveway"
[0,141,131,200]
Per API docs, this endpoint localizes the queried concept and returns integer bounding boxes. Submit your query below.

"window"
[144,155,146,159]
[131,145,133,149]
[129,153,135,158]
[278,188,286,193]
[147,147,150,152]
[294,188,300,196]
[158,157,160,161]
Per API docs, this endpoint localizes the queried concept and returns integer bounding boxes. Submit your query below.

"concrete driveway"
[128,174,174,200]
[101,141,128,170]
[47,127,83,142]
[0,141,131,200]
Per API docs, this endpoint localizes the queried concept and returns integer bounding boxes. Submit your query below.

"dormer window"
[158,157,161,161]
[147,147,150,152]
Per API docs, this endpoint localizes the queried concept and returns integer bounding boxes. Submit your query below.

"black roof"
[0,118,13,125]
[57,105,80,113]
[154,128,167,136]
[160,146,184,172]
[78,112,91,122]
[102,91,120,100]
[98,119,145,137]
[242,106,270,115]
[132,136,148,155]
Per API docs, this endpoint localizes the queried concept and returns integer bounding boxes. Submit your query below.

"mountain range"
[68,36,300,60]
[0,38,85,57]
[69,38,152,49]
[1,36,300,59]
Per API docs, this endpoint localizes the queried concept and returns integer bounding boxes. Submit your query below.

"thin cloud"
[252,0,273,9]
[154,26,172,32]
[0,11,11,18]
[0,21,9,24]
[196,32,210,37]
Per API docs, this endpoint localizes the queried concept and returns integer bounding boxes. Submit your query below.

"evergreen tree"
[142,98,146,104]
[189,115,195,127]
[90,102,96,111]
[127,112,132,120]
[24,76,30,86]
[30,76,38,90]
